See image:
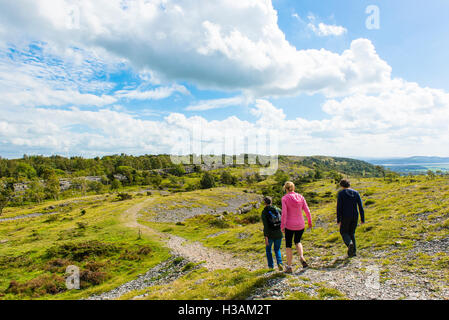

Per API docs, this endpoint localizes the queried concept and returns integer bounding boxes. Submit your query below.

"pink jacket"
[281,192,312,231]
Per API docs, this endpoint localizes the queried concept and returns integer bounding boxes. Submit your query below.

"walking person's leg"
[340,220,356,257]
[340,222,352,247]
[350,220,358,255]
[265,238,274,269]
[294,229,308,267]
[273,238,283,271]
[284,229,294,273]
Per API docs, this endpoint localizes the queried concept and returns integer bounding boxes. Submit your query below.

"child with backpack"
[261,196,284,271]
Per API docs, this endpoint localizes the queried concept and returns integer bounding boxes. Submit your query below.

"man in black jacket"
[337,179,365,257]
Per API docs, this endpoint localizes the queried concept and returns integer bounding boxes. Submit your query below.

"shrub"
[44,258,72,273]
[44,215,58,223]
[200,172,215,189]
[236,213,261,225]
[117,193,133,201]
[6,274,66,297]
[80,270,108,287]
[209,217,230,229]
[45,241,120,262]
[76,222,88,229]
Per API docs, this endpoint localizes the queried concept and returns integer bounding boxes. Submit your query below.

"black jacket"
[337,189,365,224]
[261,206,283,240]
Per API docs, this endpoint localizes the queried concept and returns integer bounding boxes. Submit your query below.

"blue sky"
[0,0,449,159]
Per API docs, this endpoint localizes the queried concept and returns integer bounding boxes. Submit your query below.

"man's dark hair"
[263,196,272,205]
[340,179,351,188]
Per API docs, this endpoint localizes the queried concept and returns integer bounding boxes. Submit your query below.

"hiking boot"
[300,259,309,268]
[348,242,355,257]
[278,264,284,272]
[284,266,293,274]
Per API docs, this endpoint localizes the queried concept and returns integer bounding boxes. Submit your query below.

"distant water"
[374,162,449,173]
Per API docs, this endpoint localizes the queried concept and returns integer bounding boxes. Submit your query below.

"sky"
[1,0,449,159]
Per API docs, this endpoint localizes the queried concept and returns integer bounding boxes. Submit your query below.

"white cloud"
[116,84,189,100]
[186,96,249,111]
[0,0,387,98]
[0,0,449,158]
[308,22,347,37]
[2,86,449,158]
[306,14,347,37]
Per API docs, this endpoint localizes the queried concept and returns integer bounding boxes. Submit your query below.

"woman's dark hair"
[263,196,272,205]
[340,179,351,188]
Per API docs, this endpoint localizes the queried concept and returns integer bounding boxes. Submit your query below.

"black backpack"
[266,207,281,230]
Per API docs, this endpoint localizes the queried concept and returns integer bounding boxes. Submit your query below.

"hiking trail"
[91,196,447,300]
[122,197,261,271]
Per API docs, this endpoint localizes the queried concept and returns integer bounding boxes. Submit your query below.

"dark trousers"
[340,219,358,252]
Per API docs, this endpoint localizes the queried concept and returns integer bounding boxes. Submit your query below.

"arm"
[337,192,342,224]
[281,197,287,232]
[357,193,365,223]
[303,198,312,228]
[261,210,269,238]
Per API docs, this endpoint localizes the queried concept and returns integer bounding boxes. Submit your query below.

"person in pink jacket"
[281,181,313,273]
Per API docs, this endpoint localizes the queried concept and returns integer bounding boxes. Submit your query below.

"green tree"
[0,180,13,215]
[25,180,45,204]
[220,171,236,185]
[314,169,324,180]
[171,164,186,177]
[45,175,60,200]
[16,163,37,179]
[274,170,289,186]
[88,181,105,194]
[200,172,215,189]
[111,179,122,190]
[151,174,162,188]
[71,178,88,195]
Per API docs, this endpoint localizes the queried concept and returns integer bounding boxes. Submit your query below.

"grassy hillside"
[0,192,170,300]
[0,161,447,300]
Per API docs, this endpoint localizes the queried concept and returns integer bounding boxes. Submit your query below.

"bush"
[80,270,108,287]
[45,241,120,262]
[209,217,230,229]
[200,172,216,189]
[44,258,72,273]
[76,222,88,229]
[236,212,261,225]
[117,193,133,201]
[6,274,66,297]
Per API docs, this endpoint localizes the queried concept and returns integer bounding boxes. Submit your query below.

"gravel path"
[248,256,447,300]
[95,196,449,300]
[123,197,262,271]
[86,256,193,300]
[86,197,262,300]
[0,211,58,223]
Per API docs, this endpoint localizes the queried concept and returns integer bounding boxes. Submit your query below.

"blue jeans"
[265,238,283,268]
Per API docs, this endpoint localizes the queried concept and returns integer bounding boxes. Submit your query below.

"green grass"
[0,195,170,300]
[121,268,285,300]
[141,176,449,281]
[2,174,449,300]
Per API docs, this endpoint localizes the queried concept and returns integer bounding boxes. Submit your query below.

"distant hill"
[279,155,385,177]
[367,156,449,165]
[364,156,449,174]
